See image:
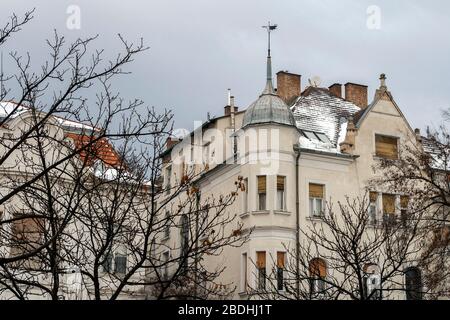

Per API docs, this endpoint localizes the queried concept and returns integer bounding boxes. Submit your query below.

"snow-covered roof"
[54,116,96,133]
[291,87,360,150]
[0,101,27,120]
[1,101,97,133]
[421,136,450,171]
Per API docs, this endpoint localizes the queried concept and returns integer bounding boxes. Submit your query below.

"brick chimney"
[224,90,238,116]
[276,71,301,104]
[224,104,238,116]
[329,83,342,98]
[344,83,368,108]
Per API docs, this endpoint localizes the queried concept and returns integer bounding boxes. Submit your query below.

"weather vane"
[262,21,277,58]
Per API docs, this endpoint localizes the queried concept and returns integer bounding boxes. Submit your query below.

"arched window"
[309,258,327,295]
[404,267,423,300]
[363,263,381,300]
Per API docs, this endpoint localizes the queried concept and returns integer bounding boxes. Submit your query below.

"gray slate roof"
[291,87,361,146]
[242,93,296,128]
[242,80,296,129]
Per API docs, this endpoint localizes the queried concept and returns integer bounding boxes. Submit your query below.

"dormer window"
[375,134,398,160]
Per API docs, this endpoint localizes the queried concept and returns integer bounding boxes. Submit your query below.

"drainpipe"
[293,143,301,298]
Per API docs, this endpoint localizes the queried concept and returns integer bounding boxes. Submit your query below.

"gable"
[356,88,415,136]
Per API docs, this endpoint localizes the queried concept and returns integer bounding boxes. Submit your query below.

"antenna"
[308,76,322,88]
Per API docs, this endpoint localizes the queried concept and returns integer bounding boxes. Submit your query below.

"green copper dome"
[241,26,296,129]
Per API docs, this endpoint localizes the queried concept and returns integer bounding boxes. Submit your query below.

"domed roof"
[241,35,296,129]
[242,81,296,128]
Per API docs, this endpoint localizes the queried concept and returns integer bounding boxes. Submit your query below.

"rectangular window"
[375,135,398,160]
[277,252,286,291]
[257,176,267,211]
[309,184,324,217]
[241,253,248,292]
[256,251,266,290]
[382,194,396,226]
[369,192,378,224]
[114,253,127,274]
[243,179,248,213]
[10,213,44,258]
[276,176,286,211]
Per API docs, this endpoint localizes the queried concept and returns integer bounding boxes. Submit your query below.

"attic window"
[304,131,319,141]
[316,133,331,144]
[303,131,331,144]
[375,135,398,160]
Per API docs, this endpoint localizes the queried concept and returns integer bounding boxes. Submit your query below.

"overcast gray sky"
[1,0,449,132]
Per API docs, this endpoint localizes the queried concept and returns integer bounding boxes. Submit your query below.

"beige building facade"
[159,44,429,299]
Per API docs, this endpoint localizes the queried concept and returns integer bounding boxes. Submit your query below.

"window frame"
[404,267,423,300]
[257,176,267,211]
[368,192,379,225]
[256,251,266,290]
[309,258,327,297]
[276,251,286,291]
[162,251,170,280]
[309,183,325,218]
[241,252,248,293]
[243,178,249,213]
[276,176,286,211]
[374,134,399,160]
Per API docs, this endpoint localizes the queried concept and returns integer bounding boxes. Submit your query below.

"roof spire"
[379,73,387,89]
[262,21,277,95]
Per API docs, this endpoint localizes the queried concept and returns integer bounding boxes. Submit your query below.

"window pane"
[316,133,331,144]
[304,131,319,141]
[259,193,266,210]
[309,198,314,216]
[277,190,284,210]
[369,204,377,223]
[315,199,323,216]
[277,267,284,291]
[405,267,423,300]
[114,255,127,274]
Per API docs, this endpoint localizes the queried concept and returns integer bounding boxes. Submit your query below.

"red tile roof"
[66,133,121,168]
